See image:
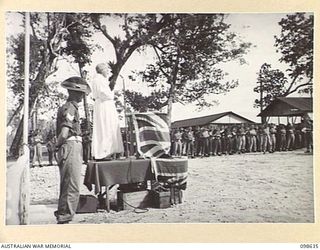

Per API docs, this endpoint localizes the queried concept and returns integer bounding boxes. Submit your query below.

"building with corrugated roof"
[171,111,255,129]
[258,97,313,123]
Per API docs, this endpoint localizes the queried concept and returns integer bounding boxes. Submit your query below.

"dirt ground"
[29,149,314,224]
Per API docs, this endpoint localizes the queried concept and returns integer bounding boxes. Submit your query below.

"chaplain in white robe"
[91,63,124,160]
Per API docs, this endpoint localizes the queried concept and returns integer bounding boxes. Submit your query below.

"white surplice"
[91,74,124,159]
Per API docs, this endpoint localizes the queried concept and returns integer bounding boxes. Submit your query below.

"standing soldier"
[46,130,56,166]
[181,128,189,156]
[245,125,251,152]
[237,125,246,154]
[173,128,183,157]
[32,129,43,167]
[279,124,287,151]
[212,127,222,156]
[201,127,210,157]
[54,76,91,224]
[80,118,92,164]
[302,114,313,153]
[224,127,233,155]
[194,126,202,157]
[220,126,227,155]
[186,127,195,158]
[286,123,295,151]
[275,124,282,151]
[207,127,213,156]
[248,125,257,152]
[269,123,277,153]
[28,130,35,166]
[257,125,263,152]
[261,123,271,154]
[294,123,303,149]
[231,126,238,154]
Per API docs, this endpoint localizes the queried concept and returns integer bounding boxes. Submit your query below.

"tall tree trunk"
[167,51,180,128]
[109,60,125,91]
[10,54,54,157]
[7,103,23,127]
[79,64,90,124]
[260,81,266,124]
[9,116,24,157]
[167,92,174,128]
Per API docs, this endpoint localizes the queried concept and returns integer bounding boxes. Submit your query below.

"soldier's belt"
[67,136,82,142]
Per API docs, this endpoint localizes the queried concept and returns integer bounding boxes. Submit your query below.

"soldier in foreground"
[54,77,91,224]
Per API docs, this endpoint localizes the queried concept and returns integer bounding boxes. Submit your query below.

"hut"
[258,97,313,124]
[171,111,255,129]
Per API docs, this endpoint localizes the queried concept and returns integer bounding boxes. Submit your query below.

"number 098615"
[300,244,319,249]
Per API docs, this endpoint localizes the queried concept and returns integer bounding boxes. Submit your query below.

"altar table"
[84,158,188,212]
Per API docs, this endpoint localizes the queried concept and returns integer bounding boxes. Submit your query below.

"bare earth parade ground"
[29,149,314,224]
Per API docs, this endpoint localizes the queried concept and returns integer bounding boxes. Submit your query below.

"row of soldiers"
[170,119,313,157]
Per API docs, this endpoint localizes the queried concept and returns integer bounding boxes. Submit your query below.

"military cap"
[61,76,91,94]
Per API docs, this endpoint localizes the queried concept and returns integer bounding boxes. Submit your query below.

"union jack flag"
[151,158,188,190]
[130,112,171,158]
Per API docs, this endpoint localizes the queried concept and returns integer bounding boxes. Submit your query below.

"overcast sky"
[7,12,304,124]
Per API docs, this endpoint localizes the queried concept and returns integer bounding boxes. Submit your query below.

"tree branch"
[102,14,171,92]
[90,14,117,46]
[66,20,79,29]
[152,45,170,79]
[157,99,169,109]
[123,14,171,59]
[30,19,39,40]
[122,41,142,63]
[123,14,131,40]
[285,82,312,96]
[282,74,300,96]
[97,21,116,46]
[151,43,169,54]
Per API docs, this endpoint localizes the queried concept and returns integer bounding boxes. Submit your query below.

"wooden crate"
[152,188,183,209]
[117,190,152,211]
[76,195,98,214]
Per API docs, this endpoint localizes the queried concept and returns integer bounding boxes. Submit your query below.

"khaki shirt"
[56,101,81,138]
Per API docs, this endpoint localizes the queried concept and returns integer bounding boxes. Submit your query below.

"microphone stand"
[120,75,129,158]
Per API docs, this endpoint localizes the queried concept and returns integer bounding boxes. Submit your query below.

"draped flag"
[151,158,188,190]
[130,112,171,158]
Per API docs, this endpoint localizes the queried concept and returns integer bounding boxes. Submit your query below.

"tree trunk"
[166,74,177,128]
[9,116,24,157]
[79,65,90,125]
[9,54,54,157]
[109,60,124,91]
[7,103,23,127]
[167,93,174,128]
[166,42,181,127]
